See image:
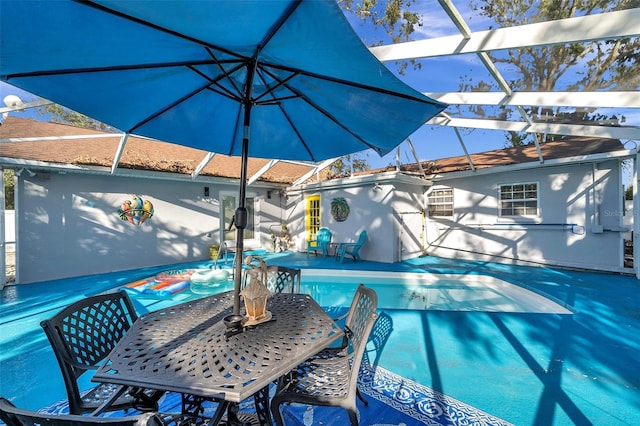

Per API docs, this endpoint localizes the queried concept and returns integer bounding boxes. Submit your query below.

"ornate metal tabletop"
[93,291,343,404]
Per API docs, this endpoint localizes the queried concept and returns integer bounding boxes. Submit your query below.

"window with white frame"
[499,182,538,217]
[427,188,453,217]
[221,192,256,242]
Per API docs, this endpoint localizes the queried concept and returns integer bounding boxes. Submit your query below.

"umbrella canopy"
[1,0,447,315]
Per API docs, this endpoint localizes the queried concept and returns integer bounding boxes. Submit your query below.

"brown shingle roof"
[366,137,626,176]
[1,117,626,182]
[0,117,313,184]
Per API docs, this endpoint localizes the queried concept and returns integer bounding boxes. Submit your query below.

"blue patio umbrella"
[0,0,447,317]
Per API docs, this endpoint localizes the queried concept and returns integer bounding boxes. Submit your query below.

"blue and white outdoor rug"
[274,365,512,426]
[41,364,512,426]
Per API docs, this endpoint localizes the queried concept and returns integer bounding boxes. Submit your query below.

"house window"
[428,188,453,217]
[499,183,538,216]
[222,194,255,241]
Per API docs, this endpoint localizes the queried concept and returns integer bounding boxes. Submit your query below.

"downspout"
[592,164,603,233]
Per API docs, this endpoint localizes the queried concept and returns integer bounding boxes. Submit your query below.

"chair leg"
[356,388,368,406]
[252,385,271,426]
[270,395,285,426]
[347,408,359,426]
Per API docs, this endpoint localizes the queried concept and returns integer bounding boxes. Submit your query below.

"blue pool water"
[1,256,638,425]
[300,270,572,314]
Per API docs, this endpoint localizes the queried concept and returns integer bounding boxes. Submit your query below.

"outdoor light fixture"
[118,195,154,225]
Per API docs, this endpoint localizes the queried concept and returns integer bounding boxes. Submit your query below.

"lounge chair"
[337,230,367,263]
[40,291,163,415]
[0,397,163,426]
[270,284,378,426]
[306,227,332,258]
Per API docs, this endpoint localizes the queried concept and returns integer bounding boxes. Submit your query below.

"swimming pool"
[127,268,572,315]
[1,256,637,425]
[300,270,573,314]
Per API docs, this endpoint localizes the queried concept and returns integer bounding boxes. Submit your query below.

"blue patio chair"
[337,230,367,263]
[307,227,332,258]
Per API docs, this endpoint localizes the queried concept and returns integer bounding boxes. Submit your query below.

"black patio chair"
[270,284,378,426]
[40,290,163,415]
[266,266,301,294]
[0,397,163,426]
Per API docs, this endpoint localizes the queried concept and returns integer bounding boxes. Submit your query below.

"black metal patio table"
[92,291,343,425]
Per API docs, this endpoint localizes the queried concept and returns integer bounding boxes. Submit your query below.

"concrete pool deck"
[1,252,638,425]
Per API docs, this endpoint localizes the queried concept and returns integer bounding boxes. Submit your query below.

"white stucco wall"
[14,172,284,283]
[287,176,427,264]
[425,160,627,272]
[11,157,630,282]
[287,185,394,262]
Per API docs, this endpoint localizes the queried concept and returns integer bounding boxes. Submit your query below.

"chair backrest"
[40,291,138,415]
[266,266,301,294]
[343,284,378,392]
[0,397,162,426]
[316,227,332,247]
[351,230,367,255]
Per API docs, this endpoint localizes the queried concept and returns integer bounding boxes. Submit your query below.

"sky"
[1,0,638,171]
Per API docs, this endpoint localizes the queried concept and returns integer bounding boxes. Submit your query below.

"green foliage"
[329,152,371,176]
[3,170,14,209]
[625,185,633,200]
[37,104,115,131]
[338,0,422,74]
[464,0,640,146]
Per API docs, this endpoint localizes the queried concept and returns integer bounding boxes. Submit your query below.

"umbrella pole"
[232,59,257,317]
[232,104,253,316]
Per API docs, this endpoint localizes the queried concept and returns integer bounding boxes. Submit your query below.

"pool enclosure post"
[634,153,639,279]
[0,167,5,290]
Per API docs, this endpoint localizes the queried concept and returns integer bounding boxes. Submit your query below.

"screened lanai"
[1,1,639,276]
[2,2,638,177]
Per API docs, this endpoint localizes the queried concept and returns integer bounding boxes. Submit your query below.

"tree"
[336,0,425,169]
[342,1,639,148]
[466,0,640,146]
[328,152,371,176]
[3,169,15,210]
[339,0,423,75]
[37,104,114,131]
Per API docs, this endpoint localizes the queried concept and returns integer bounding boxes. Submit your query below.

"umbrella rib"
[263,62,437,105]
[259,67,380,154]
[126,82,212,134]
[205,47,246,101]
[278,107,316,161]
[4,59,223,80]
[256,0,303,55]
[190,62,244,103]
[79,0,248,62]
[253,67,300,104]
